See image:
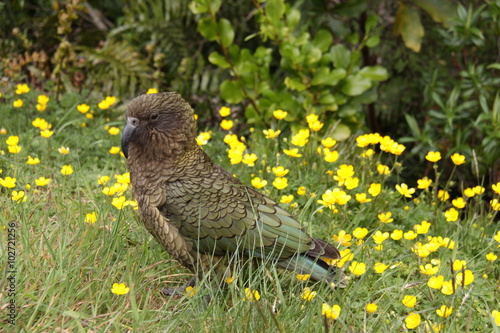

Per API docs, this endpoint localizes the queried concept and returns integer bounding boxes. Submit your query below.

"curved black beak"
[121,117,138,158]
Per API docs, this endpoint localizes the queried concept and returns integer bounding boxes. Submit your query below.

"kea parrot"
[121,92,342,291]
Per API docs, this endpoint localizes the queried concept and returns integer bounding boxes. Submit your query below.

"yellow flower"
[13,99,23,108]
[426,151,441,162]
[492,182,500,195]
[306,114,318,124]
[111,282,130,295]
[352,227,368,240]
[273,177,288,190]
[463,187,475,197]
[317,188,351,208]
[322,303,341,319]
[105,96,117,105]
[360,148,375,158]
[185,286,198,297]
[291,129,310,147]
[427,275,444,289]
[414,220,431,234]
[405,312,421,329]
[321,137,337,148]
[456,270,474,286]
[372,231,389,244]
[218,106,231,117]
[6,136,19,146]
[356,133,381,147]
[7,146,23,154]
[417,177,432,189]
[444,208,459,222]
[251,177,268,189]
[36,104,47,112]
[108,127,120,135]
[472,185,485,195]
[0,177,17,188]
[196,131,212,145]
[391,229,403,240]
[60,165,74,175]
[438,189,450,201]
[32,118,49,130]
[404,230,418,240]
[85,212,98,224]
[492,310,500,326]
[297,186,306,195]
[280,195,294,204]
[37,94,49,105]
[378,212,394,224]
[486,252,498,261]
[273,109,288,120]
[323,149,339,163]
[334,164,355,183]
[115,172,130,184]
[97,175,110,185]
[242,153,258,166]
[15,83,30,94]
[220,119,234,130]
[283,148,302,157]
[300,287,317,301]
[77,104,90,114]
[263,128,281,138]
[355,193,372,203]
[12,190,26,202]
[452,197,466,209]
[441,280,454,295]
[109,146,121,154]
[420,264,439,275]
[344,177,359,190]
[395,183,415,198]
[333,230,352,246]
[308,120,324,132]
[272,166,289,177]
[368,183,381,196]
[98,100,110,109]
[40,129,54,138]
[365,303,378,313]
[224,276,235,284]
[112,196,128,209]
[146,88,158,94]
[450,153,466,165]
[35,177,51,186]
[295,274,311,281]
[491,199,500,211]
[377,164,390,175]
[373,262,389,273]
[27,156,40,165]
[436,305,453,318]
[402,295,417,308]
[243,288,261,301]
[349,261,366,276]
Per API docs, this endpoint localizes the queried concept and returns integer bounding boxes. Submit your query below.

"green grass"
[1,85,499,332]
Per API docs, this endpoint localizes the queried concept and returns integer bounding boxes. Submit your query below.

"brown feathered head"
[121,92,198,160]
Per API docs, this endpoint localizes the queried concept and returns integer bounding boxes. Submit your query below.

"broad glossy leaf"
[218,19,235,47]
[359,66,389,81]
[197,17,218,41]
[208,52,230,68]
[414,0,456,27]
[341,75,372,96]
[220,80,244,104]
[266,0,285,26]
[330,44,351,69]
[312,30,333,52]
[395,3,424,52]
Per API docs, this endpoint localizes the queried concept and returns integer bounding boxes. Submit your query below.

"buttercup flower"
[251,177,267,189]
[373,262,389,273]
[378,212,394,224]
[349,261,366,276]
[84,212,98,224]
[402,295,417,308]
[377,164,390,175]
[77,104,90,114]
[15,84,30,94]
[436,305,453,318]
[396,183,415,198]
[321,137,337,148]
[13,99,23,108]
[368,183,381,196]
[283,148,302,157]
[273,109,288,120]
[108,127,120,135]
[420,264,439,275]
[273,177,288,190]
[333,230,352,246]
[243,288,261,301]
[405,312,421,329]
[450,153,466,165]
[300,287,317,301]
[272,166,289,177]
[427,275,444,289]
[60,165,74,175]
[27,156,40,165]
[111,282,130,295]
[426,151,441,162]
[0,177,17,188]
[146,88,158,94]
[444,208,459,222]
[263,129,281,139]
[322,304,341,319]
[365,303,378,313]
[417,177,432,189]
[35,177,51,186]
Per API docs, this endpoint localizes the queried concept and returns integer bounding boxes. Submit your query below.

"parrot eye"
[150,113,159,121]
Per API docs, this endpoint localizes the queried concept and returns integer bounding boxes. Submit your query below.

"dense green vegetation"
[1,0,499,331]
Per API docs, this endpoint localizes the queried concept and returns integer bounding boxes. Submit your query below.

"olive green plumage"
[122,92,340,284]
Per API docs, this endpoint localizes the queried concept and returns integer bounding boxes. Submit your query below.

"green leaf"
[331,123,351,141]
[286,8,301,29]
[208,52,230,69]
[319,94,336,104]
[365,35,380,48]
[312,30,333,52]
[311,67,346,86]
[244,105,260,125]
[341,75,372,96]
[364,13,379,32]
[266,0,285,26]
[359,66,389,81]
[220,80,244,103]
[284,76,307,91]
[197,17,218,41]
[394,3,424,52]
[209,0,222,14]
[329,44,351,69]
[188,1,208,14]
[414,0,457,28]
[218,18,235,47]
[305,47,322,65]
